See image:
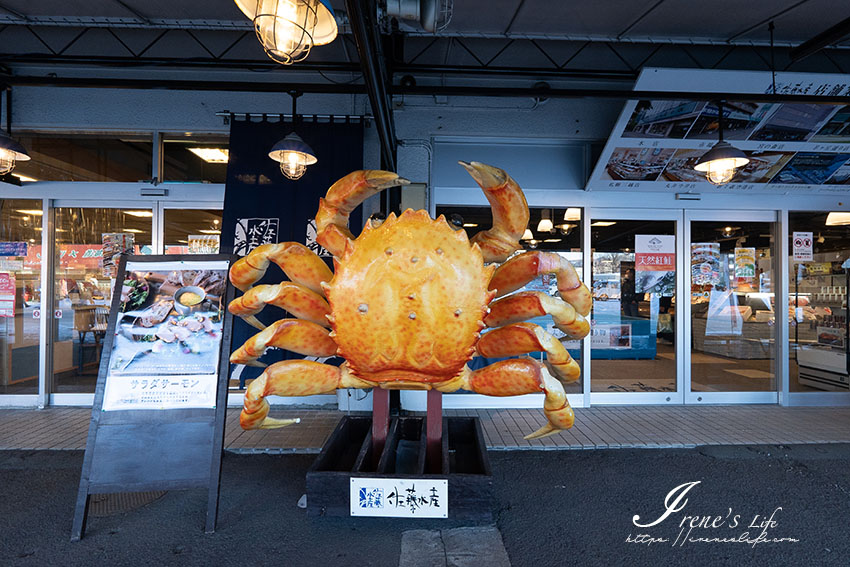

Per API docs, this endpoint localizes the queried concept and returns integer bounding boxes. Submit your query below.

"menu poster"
[734,247,756,284]
[635,235,675,296]
[691,242,722,287]
[0,272,15,318]
[102,233,135,278]
[101,259,229,411]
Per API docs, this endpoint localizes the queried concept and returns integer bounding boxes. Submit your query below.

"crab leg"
[315,170,410,258]
[477,322,580,382]
[459,161,529,263]
[438,359,573,439]
[485,291,590,339]
[230,319,337,367]
[241,362,371,429]
[489,251,592,317]
[228,282,331,330]
[229,242,333,294]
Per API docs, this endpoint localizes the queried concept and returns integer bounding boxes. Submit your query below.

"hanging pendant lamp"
[694,101,749,185]
[234,0,338,65]
[0,132,30,176]
[269,91,317,181]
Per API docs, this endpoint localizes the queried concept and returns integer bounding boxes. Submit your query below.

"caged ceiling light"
[234,0,338,65]
[694,101,749,186]
[0,131,30,176]
[269,91,318,181]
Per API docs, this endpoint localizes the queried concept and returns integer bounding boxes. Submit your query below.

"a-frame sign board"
[71,254,235,541]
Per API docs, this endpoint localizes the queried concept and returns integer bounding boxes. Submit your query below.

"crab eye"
[369,212,387,227]
[448,213,464,230]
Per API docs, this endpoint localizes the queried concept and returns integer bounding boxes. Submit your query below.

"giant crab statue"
[228,162,591,439]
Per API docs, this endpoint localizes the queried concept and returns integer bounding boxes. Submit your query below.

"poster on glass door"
[635,235,675,296]
[102,233,135,278]
[102,259,229,411]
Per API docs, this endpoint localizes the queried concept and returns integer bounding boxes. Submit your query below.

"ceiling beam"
[7,75,850,106]
[790,15,850,62]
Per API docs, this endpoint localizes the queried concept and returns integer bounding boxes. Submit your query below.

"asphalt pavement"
[1,444,848,566]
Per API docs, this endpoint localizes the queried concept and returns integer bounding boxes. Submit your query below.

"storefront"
[1,77,848,412]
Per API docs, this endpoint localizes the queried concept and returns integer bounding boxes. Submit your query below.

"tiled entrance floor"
[1,405,849,452]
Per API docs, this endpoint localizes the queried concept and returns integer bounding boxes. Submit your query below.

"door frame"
[587,208,686,405]
[683,209,780,404]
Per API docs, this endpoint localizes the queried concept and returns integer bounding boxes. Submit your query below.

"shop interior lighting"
[462,223,478,227]
[591,221,617,227]
[537,209,554,233]
[121,228,145,233]
[0,131,30,175]
[198,229,222,234]
[694,101,749,185]
[543,238,562,243]
[234,0,338,65]
[521,228,534,240]
[187,148,230,163]
[125,210,153,218]
[563,208,581,221]
[825,212,850,225]
[269,91,318,181]
[16,209,43,216]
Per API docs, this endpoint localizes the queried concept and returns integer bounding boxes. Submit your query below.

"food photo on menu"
[109,266,227,376]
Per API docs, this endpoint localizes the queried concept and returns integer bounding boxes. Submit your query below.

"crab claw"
[316,170,410,257]
[459,161,529,263]
[441,359,574,440]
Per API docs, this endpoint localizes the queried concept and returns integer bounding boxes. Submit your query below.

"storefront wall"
[1,86,848,409]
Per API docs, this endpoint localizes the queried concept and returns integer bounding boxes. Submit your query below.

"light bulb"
[705,158,738,185]
[521,229,534,240]
[280,150,308,180]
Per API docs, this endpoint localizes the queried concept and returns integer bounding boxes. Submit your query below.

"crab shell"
[325,209,496,386]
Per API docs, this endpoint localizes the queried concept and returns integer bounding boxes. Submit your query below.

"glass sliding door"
[686,212,778,402]
[0,199,42,395]
[51,205,153,393]
[788,211,850,395]
[589,210,682,403]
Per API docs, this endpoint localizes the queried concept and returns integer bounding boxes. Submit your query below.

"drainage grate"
[88,491,167,517]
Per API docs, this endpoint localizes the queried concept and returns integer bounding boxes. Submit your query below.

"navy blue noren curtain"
[222,119,364,385]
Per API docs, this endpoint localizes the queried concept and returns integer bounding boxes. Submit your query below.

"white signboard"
[350,478,448,518]
[102,374,218,411]
[793,231,813,262]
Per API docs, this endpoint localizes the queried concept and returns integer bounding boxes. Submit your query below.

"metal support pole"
[371,387,390,467]
[426,389,443,473]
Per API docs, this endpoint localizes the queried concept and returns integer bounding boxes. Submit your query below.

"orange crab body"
[327,210,495,386]
[228,163,592,438]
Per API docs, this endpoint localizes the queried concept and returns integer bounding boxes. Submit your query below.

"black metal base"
[306,416,493,520]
